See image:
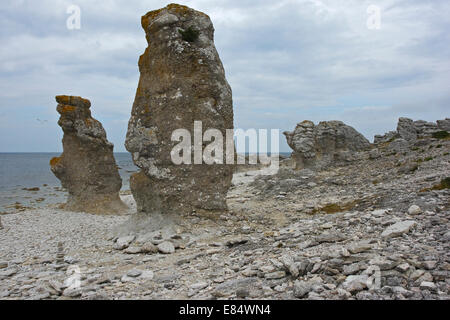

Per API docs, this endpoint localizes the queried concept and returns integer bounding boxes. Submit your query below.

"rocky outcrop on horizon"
[125,4,234,215]
[50,95,126,214]
[283,120,371,170]
[374,117,450,145]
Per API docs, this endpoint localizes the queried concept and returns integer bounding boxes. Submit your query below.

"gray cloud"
[0,0,449,152]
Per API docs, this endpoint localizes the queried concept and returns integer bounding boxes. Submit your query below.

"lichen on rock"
[51,95,126,214]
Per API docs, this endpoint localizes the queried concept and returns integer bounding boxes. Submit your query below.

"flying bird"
[36,118,48,124]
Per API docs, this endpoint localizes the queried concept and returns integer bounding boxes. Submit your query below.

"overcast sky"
[0,0,449,152]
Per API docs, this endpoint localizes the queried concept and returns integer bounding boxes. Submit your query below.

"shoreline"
[0,138,449,299]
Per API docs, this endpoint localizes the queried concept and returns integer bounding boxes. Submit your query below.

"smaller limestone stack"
[50,95,126,214]
[374,117,450,144]
[284,120,371,170]
[0,216,3,229]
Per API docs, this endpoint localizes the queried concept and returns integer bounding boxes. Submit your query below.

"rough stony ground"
[0,138,449,300]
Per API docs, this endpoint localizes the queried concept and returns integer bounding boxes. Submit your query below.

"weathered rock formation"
[50,95,126,214]
[283,120,371,170]
[374,117,450,144]
[125,4,234,215]
[397,117,418,142]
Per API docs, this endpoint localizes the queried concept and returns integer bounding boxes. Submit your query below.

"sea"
[0,152,291,212]
[0,153,137,212]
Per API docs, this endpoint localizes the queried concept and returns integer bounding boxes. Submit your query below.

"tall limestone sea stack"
[125,4,234,215]
[50,95,126,214]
